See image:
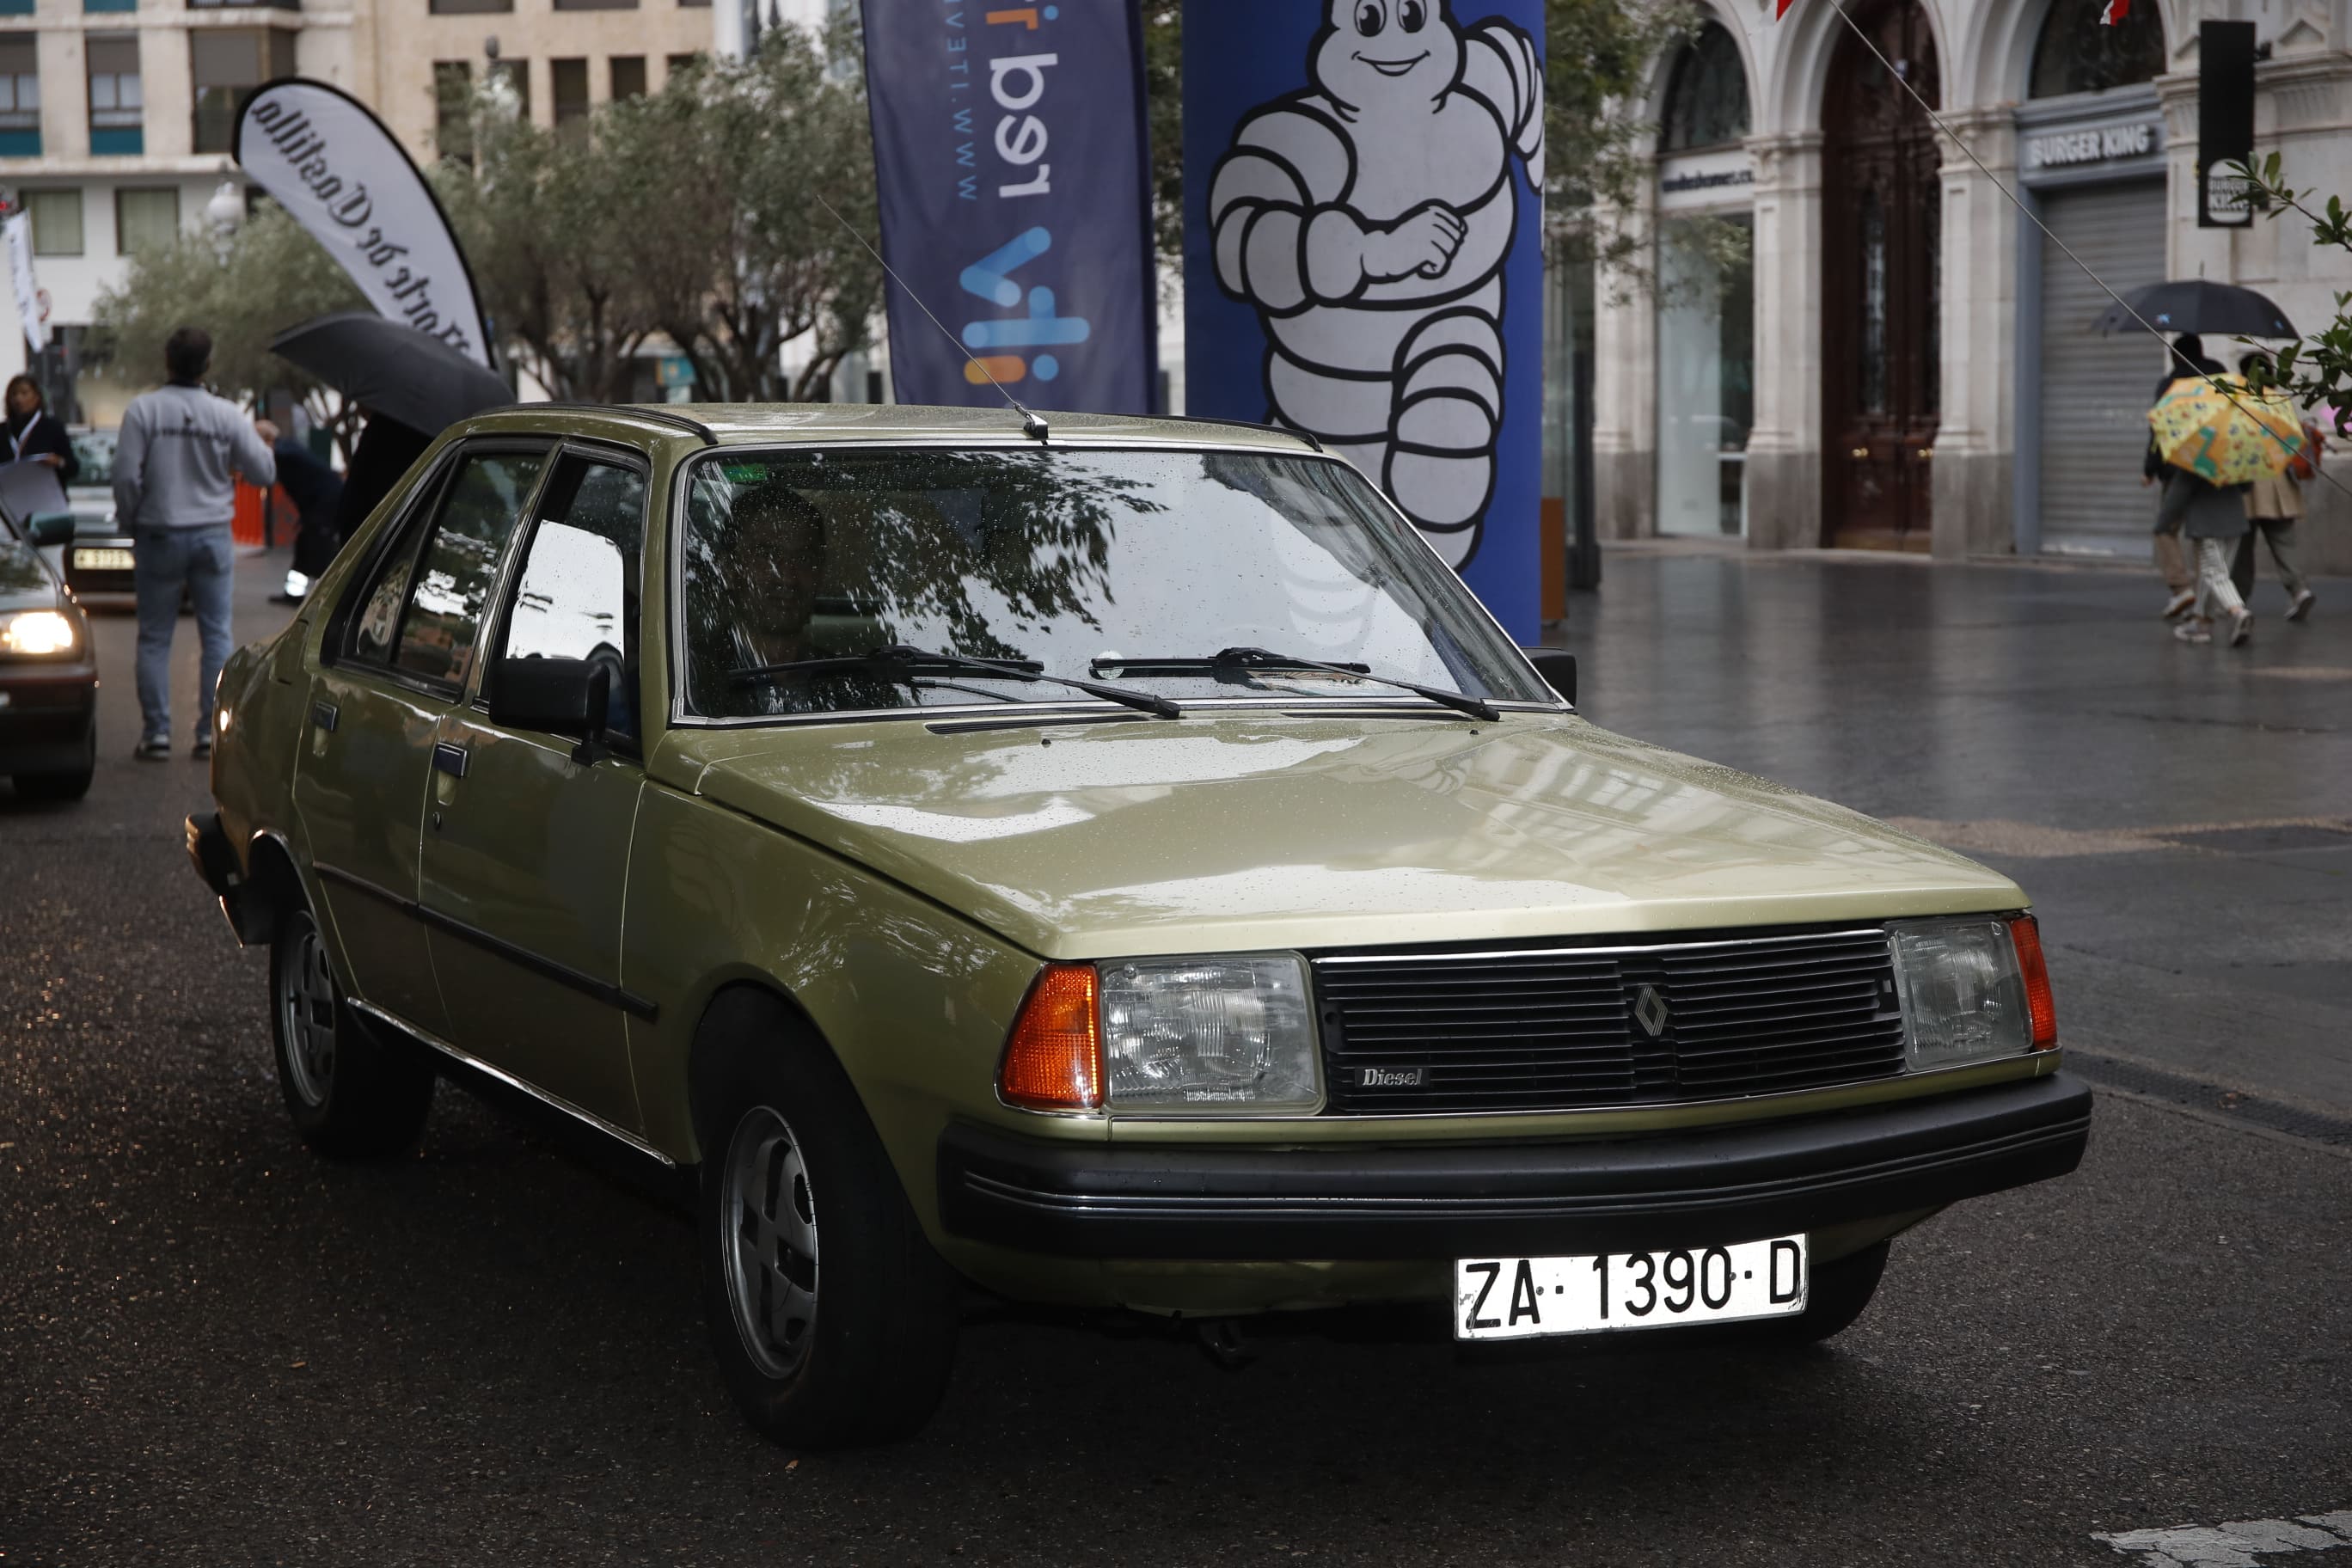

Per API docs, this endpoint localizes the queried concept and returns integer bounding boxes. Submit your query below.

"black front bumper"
[937,1072,2093,1261]
[0,663,96,771]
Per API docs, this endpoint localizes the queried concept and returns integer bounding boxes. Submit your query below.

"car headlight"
[1889,914,2057,1069]
[0,609,77,656]
[999,954,1322,1115]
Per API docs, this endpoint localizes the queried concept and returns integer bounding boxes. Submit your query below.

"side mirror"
[26,512,75,548]
[1522,649,1577,707]
[490,656,609,757]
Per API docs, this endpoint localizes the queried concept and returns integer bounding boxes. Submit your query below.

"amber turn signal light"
[2008,914,2057,1050]
[1000,962,1103,1111]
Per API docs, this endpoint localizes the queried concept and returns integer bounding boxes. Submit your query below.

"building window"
[0,0,29,17]
[555,0,637,9]
[1660,21,1749,151]
[552,57,589,136]
[0,34,37,156]
[85,0,138,14]
[192,29,295,153]
[2030,0,2164,97]
[428,0,511,14]
[665,52,700,81]
[115,187,179,254]
[27,189,83,256]
[434,60,472,162]
[609,55,645,100]
[189,0,302,12]
[488,58,527,120]
[88,34,144,156]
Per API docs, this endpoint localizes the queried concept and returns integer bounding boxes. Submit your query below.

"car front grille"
[1311,927,1908,1115]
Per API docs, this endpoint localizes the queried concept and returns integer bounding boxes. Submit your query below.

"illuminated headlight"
[1888,916,2037,1069]
[0,609,77,656]
[1099,954,1320,1113]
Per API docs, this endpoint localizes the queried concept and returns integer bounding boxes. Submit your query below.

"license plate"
[74,548,134,571]
[1455,1234,1808,1341]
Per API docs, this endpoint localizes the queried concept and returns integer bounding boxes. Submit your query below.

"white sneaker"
[2228,609,2255,647]
[2161,588,2196,620]
[2287,589,2316,622]
[2172,620,2213,645]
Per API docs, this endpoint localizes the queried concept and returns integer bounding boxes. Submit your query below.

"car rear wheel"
[13,724,95,801]
[695,1005,959,1449]
[271,903,435,1157]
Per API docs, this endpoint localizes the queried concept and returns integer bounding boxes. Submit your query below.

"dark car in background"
[0,505,97,799]
[62,428,135,597]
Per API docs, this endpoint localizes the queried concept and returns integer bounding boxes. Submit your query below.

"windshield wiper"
[730,644,1182,719]
[1091,647,1501,722]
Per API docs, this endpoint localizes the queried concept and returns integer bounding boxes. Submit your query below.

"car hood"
[0,536,63,610]
[656,712,2022,959]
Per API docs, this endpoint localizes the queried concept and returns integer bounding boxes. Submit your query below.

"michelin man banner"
[862,1,1157,413]
[1185,0,1545,639]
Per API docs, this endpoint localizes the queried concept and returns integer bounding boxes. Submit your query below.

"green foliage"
[2235,154,2352,438]
[89,201,364,437]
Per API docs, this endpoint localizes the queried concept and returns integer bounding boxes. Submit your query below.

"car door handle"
[432,742,469,779]
[311,701,339,733]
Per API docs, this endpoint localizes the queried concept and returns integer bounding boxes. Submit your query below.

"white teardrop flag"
[233,78,494,369]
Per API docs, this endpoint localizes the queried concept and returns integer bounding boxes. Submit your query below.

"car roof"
[445,401,1321,455]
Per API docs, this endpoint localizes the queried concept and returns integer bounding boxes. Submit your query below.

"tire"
[695,1001,959,1449]
[14,725,95,801]
[1758,1240,1890,1345]
[270,903,435,1158]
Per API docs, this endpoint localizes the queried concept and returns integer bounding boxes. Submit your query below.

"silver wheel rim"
[721,1105,819,1379]
[279,921,337,1107]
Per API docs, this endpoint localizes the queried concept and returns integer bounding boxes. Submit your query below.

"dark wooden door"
[1822,0,1941,549]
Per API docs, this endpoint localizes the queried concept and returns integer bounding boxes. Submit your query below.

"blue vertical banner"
[1185,0,1546,640]
[861,0,1158,412]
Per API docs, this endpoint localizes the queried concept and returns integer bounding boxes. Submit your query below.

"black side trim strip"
[315,863,658,1022]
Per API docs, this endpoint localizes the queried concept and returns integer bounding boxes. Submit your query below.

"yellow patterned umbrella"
[2147,376,2306,486]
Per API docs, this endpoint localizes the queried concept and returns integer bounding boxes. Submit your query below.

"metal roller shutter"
[2037,180,2169,553]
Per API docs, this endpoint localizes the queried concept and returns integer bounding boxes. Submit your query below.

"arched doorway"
[1821,0,1941,548]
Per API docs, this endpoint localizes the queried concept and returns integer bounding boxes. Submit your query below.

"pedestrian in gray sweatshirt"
[113,327,277,760]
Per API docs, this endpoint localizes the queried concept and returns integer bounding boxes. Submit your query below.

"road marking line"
[2094,1510,2352,1566]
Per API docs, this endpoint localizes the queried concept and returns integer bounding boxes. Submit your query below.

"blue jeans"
[133,524,235,744]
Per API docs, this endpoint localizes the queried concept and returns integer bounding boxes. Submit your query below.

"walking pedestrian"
[2225,354,2318,623]
[273,433,346,603]
[113,326,278,761]
[5,374,80,483]
[2146,335,2220,621]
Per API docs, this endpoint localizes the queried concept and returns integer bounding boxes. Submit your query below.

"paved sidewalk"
[1548,544,2352,1118]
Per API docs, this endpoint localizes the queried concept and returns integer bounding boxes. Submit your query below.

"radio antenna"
[811,191,1050,444]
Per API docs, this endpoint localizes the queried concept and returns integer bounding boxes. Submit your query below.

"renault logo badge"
[1632,984,1669,1038]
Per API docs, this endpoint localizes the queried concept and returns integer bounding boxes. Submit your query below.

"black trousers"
[290,511,341,578]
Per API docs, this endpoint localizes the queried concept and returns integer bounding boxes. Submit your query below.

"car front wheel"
[270,903,435,1157]
[695,1008,959,1449]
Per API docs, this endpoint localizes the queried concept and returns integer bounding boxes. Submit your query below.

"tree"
[599,32,884,403]
[2237,155,2352,439]
[89,203,364,447]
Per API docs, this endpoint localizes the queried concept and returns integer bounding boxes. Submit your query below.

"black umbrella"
[2093,281,2297,340]
[269,310,513,435]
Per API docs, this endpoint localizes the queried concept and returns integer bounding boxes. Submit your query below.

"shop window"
[88,34,143,156]
[1655,215,1754,537]
[434,60,472,162]
[0,34,37,156]
[2030,0,2163,98]
[192,29,295,153]
[610,55,646,101]
[116,187,179,255]
[552,57,589,137]
[28,189,83,256]
[1660,21,1749,152]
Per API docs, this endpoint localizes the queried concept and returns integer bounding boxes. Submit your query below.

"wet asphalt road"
[4,546,2349,1566]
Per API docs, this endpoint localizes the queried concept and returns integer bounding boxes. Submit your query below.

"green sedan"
[188,404,2089,1448]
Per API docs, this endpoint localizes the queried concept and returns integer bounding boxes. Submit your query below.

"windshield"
[677,446,1549,720]
[69,431,114,486]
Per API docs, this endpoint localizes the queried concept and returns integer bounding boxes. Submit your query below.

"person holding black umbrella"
[273,432,345,603]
